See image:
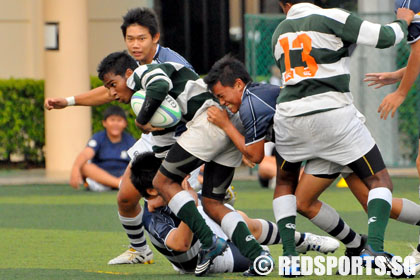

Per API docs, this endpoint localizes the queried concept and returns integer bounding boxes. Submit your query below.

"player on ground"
[271,0,413,272]
[44,8,194,265]
[130,152,339,275]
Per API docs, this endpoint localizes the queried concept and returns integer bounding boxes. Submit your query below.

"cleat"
[108,247,154,265]
[243,250,274,277]
[296,233,339,254]
[407,245,420,276]
[360,245,413,278]
[345,234,367,257]
[336,234,366,275]
[223,186,236,206]
[195,235,228,276]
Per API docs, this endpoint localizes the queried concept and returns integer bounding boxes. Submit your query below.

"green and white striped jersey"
[126,62,214,122]
[271,3,408,116]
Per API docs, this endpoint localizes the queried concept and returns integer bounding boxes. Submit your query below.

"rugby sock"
[168,190,214,248]
[273,195,298,256]
[118,209,148,251]
[221,211,262,260]
[256,219,303,245]
[310,202,361,248]
[367,187,392,252]
[396,198,420,225]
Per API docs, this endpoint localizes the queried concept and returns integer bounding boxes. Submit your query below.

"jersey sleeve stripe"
[386,22,405,45]
[356,21,381,46]
[146,75,173,91]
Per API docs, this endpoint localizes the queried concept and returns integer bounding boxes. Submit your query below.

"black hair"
[203,54,252,91]
[130,152,162,199]
[121,7,159,38]
[102,105,127,120]
[97,51,138,81]
[279,0,314,4]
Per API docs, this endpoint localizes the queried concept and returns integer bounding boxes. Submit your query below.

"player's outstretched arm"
[44,86,115,110]
[364,69,405,89]
[376,40,420,119]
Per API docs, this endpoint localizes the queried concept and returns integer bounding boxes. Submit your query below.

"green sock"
[176,200,214,248]
[277,216,297,256]
[367,198,391,252]
[231,221,262,261]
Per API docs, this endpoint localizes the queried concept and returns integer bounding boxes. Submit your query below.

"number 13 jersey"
[271,2,408,117]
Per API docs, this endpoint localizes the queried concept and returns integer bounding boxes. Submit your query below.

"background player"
[70,105,135,191]
[131,152,339,275]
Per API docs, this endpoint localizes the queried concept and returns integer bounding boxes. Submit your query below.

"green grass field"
[0,177,419,279]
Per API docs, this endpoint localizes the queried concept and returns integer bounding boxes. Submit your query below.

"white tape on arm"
[65,96,76,106]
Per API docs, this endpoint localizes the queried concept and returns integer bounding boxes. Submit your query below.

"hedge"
[0,77,141,166]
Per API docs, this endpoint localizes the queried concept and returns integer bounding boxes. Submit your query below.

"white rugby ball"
[131,89,182,128]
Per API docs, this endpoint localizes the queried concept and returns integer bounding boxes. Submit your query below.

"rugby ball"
[130,89,181,128]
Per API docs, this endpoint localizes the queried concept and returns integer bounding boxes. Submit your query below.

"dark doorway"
[156,0,234,74]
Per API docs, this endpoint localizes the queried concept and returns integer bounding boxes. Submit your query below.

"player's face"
[102,115,127,138]
[125,24,159,65]
[103,72,133,104]
[212,81,243,113]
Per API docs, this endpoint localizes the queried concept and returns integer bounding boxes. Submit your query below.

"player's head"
[278,0,314,14]
[204,54,251,113]
[130,152,162,199]
[121,7,160,64]
[102,105,128,136]
[97,51,138,104]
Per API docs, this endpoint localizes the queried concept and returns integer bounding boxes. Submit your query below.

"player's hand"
[69,169,83,189]
[396,7,415,25]
[242,155,256,168]
[364,72,401,89]
[207,106,229,128]
[181,175,199,206]
[378,91,406,119]
[135,120,164,134]
[44,97,68,110]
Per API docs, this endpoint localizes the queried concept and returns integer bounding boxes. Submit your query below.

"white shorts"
[127,133,153,160]
[177,100,243,168]
[274,104,375,166]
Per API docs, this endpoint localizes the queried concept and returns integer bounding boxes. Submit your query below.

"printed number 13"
[279,34,318,82]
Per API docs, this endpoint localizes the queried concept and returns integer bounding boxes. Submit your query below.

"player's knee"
[117,191,138,211]
[296,197,314,218]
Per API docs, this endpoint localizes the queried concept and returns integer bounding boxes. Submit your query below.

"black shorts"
[347,144,386,179]
[159,143,234,201]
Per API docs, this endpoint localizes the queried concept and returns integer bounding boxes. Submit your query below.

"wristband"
[65,96,76,106]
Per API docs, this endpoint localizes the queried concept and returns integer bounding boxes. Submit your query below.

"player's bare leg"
[81,163,120,189]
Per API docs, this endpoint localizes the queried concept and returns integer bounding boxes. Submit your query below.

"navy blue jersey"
[395,0,420,43]
[142,202,200,273]
[87,131,135,177]
[153,44,195,72]
[240,83,281,145]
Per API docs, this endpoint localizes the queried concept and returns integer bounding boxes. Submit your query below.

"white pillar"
[44,0,91,178]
